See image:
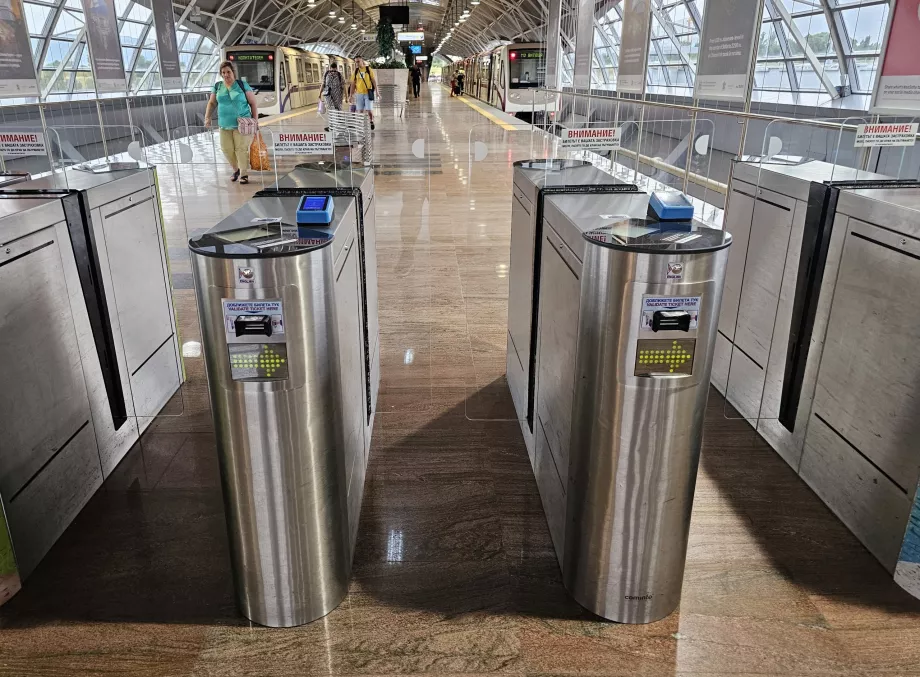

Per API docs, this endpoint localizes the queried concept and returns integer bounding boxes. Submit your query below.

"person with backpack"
[204,60,259,184]
[349,56,377,131]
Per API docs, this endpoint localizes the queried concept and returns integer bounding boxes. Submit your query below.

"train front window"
[228,52,275,92]
[508,49,545,89]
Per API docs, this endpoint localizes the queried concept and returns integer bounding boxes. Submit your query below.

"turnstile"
[189,192,377,627]
[506,159,645,455]
[716,158,920,572]
[274,162,380,452]
[0,166,181,582]
[525,193,731,623]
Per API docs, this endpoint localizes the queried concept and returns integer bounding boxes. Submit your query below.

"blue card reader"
[649,191,694,221]
[296,194,334,225]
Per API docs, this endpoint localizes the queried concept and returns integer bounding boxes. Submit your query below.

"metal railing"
[527,87,919,204]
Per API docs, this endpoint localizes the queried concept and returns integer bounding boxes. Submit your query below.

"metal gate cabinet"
[189,194,368,627]
[563,219,731,623]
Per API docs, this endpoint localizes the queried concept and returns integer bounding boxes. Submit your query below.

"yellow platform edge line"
[445,86,519,131]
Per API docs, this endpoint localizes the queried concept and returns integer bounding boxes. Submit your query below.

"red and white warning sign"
[854,123,918,148]
[560,127,622,151]
[0,132,45,156]
[272,131,334,155]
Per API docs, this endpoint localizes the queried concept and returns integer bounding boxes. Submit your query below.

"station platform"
[1,82,918,676]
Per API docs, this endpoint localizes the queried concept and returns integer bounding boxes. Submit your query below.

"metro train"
[223,45,355,116]
[451,43,556,118]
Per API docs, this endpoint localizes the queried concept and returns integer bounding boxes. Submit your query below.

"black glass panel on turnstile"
[513,159,591,171]
[584,219,732,254]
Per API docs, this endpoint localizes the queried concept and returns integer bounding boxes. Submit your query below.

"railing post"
[95,99,109,158]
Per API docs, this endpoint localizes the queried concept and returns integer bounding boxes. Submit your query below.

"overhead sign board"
[854,122,918,147]
[361,34,376,42]
[0,0,38,97]
[560,127,622,151]
[617,0,651,94]
[398,31,425,42]
[272,131,334,155]
[871,0,920,114]
[416,55,428,61]
[693,0,762,102]
[81,0,127,92]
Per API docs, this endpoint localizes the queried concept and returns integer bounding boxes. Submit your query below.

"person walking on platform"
[457,70,465,95]
[410,64,422,99]
[322,61,346,112]
[350,56,377,131]
[205,60,259,185]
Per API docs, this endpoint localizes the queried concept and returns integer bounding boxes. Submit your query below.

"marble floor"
[2,85,920,676]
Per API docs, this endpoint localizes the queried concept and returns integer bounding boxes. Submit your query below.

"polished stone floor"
[2,85,920,676]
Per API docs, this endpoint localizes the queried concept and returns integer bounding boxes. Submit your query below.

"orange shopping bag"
[249,131,270,172]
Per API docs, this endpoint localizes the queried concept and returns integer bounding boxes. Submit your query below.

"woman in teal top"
[205,61,259,184]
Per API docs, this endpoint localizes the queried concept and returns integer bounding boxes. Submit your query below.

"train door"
[311,62,322,106]
[279,56,289,110]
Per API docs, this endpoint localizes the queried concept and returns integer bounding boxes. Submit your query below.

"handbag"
[318,99,325,114]
[237,117,258,136]
[350,103,357,113]
[249,131,270,172]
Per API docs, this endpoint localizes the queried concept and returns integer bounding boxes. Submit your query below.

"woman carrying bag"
[349,56,376,131]
[205,61,259,184]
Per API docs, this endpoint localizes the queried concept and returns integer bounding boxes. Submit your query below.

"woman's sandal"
[240,176,249,184]
[231,169,240,182]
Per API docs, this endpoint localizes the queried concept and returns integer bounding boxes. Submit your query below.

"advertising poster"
[152,0,182,90]
[617,0,651,94]
[81,0,126,92]
[872,0,920,114]
[0,0,38,97]
[693,0,761,101]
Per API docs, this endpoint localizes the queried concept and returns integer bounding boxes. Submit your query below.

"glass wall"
[20,0,220,101]
[572,0,890,110]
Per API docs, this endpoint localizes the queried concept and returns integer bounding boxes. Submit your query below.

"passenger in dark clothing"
[410,65,422,98]
[457,71,465,94]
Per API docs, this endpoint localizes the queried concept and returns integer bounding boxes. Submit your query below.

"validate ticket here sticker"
[222,299,285,334]
[641,296,701,331]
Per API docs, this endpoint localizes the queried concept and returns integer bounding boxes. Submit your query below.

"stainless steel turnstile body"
[0,196,103,580]
[0,167,181,580]
[507,160,646,456]
[524,193,731,623]
[14,167,182,476]
[190,194,377,627]
[713,159,890,467]
[276,163,380,454]
[715,159,920,571]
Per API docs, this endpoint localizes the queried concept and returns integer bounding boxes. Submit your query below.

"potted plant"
[373,18,408,102]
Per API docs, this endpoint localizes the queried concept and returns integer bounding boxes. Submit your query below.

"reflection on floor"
[2,85,920,676]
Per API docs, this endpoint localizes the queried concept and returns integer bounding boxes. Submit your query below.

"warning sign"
[0,132,45,155]
[272,131,334,156]
[560,127,622,151]
[854,123,918,148]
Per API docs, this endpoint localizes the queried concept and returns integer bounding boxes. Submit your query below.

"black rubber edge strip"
[62,191,129,430]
